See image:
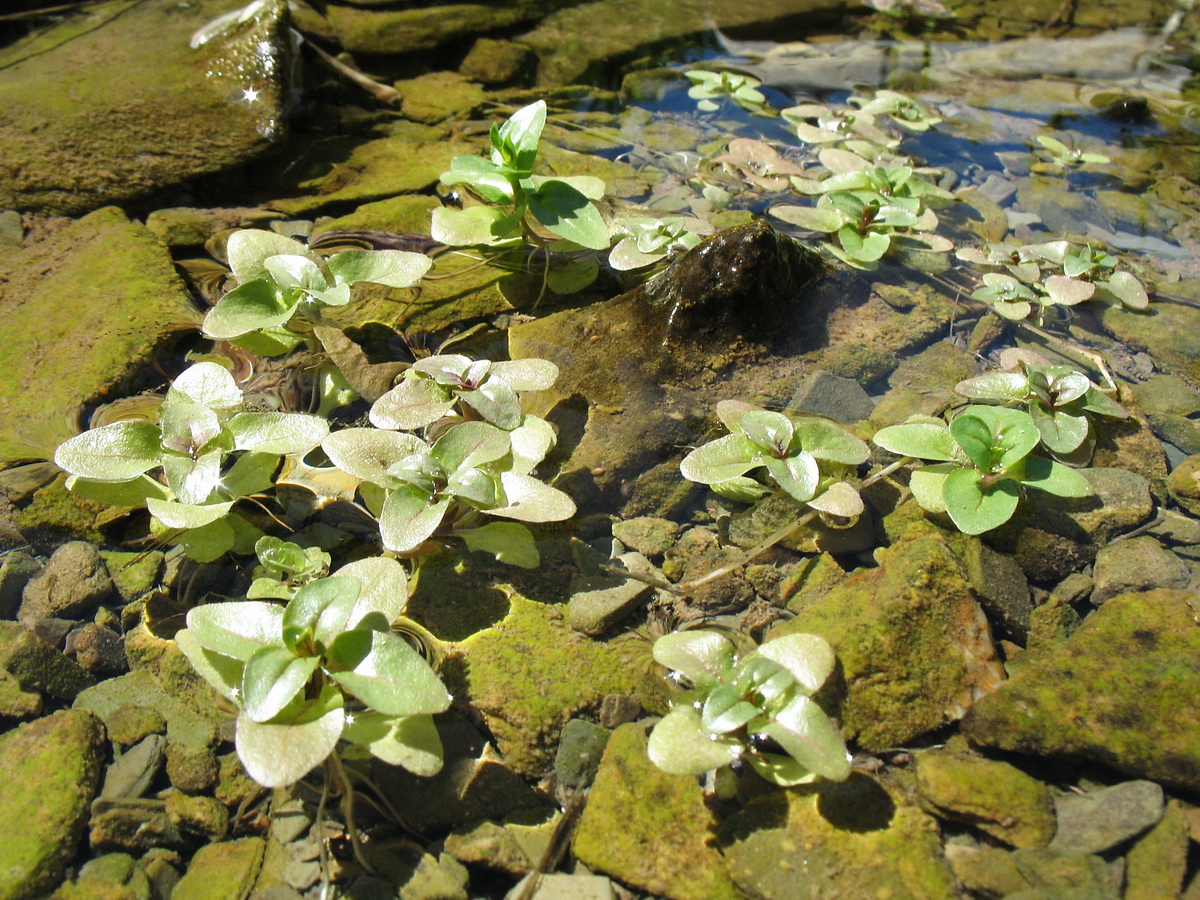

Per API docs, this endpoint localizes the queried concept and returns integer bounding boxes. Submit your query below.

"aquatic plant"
[247,536,331,599]
[955,359,1128,458]
[680,400,869,519]
[872,405,1091,534]
[176,557,450,787]
[684,70,771,116]
[647,630,850,786]
[54,361,328,561]
[202,229,432,352]
[431,100,610,296]
[1031,134,1111,172]
[607,215,711,273]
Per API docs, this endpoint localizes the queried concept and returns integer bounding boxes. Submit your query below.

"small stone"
[20,541,113,621]
[459,37,533,87]
[1025,593,1082,656]
[914,750,1056,848]
[165,742,219,794]
[1168,455,1200,516]
[444,821,532,877]
[0,620,92,701]
[787,369,875,424]
[100,734,166,801]
[65,623,128,676]
[170,837,264,900]
[398,853,469,900]
[567,551,655,635]
[0,668,42,719]
[103,703,167,747]
[1050,780,1164,855]
[1091,536,1191,605]
[598,693,641,728]
[0,550,41,619]
[943,845,1032,898]
[100,551,163,602]
[165,793,228,843]
[610,516,678,557]
[394,71,487,124]
[1124,800,1190,900]
[505,873,617,899]
[1010,846,1120,899]
[73,852,152,900]
[554,719,610,790]
[1151,509,1200,545]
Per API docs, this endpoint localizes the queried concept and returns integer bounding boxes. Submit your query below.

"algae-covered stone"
[611,516,678,558]
[719,775,959,900]
[572,723,738,900]
[962,589,1200,794]
[944,845,1033,898]
[770,536,1005,751]
[1009,846,1120,900]
[1124,800,1190,900]
[1049,780,1163,855]
[1168,454,1200,516]
[0,709,107,900]
[869,339,977,427]
[914,749,1056,847]
[170,837,264,900]
[0,207,200,464]
[0,0,292,215]
[100,552,163,603]
[74,667,223,749]
[1091,535,1190,605]
[20,541,113,622]
[1099,296,1200,388]
[394,71,488,124]
[0,620,93,702]
[325,2,543,54]
[450,593,648,775]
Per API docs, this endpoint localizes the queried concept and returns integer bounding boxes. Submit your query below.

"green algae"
[170,838,264,900]
[572,723,739,900]
[448,593,651,775]
[0,207,199,464]
[0,710,106,900]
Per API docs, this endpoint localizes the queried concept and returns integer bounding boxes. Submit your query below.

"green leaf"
[176,629,245,701]
[230,326,304,357]
[495,100,546,172]
[446,466,499,507]
[161,516,236,562]
[158,397,221,456]
[1097,270,1148,310]
[64,473,169,507]
[700,683,760,734]
[1021,455,1091,497]
[769,204,845,233]
[871,420,956,461]
[326,249,433,289]
[322,428,430,488]
[909,463,953,513]
[756,695,850,781]
[1029,402,1090,454]
[647,705,742,775]
[225,230,312,282]
[490,358,560,392]
[226,412,329,455]
[794,421,870,464]
[458,521,540,568]
[342,711,444,775]
[369,377,456,431]
[739,410,793,455]
[54,421,163,482]
[203,279,300,340]
[490,472,576,522]
[508,416,557,475]
[960,406,1041,471]
[528,180,611,250]
[955,371,1029,403]
[1079,387,1128,420]
[379,487,450,553]
[430,205,521,247]
[186,601,285,661]
[680,433,760,484]
[327,629,451,716]
[241,646,320,723]
[161,447,223,505]
[754,633,836,695]
[943,467,1020,534]
[221,451,279,498]
[431,421,511,474]
[764,453,820,502]
[1043,275,1095,306]
[283,576,361,650]
[146,498,234,530]
[949,413,997,472]
[652,630,735,686]
[458,381,523,430]
[235,684,343,788]
[264,254,328,292]
[807,481,863,518]
[711,476,771,503]
[336,556,409,627]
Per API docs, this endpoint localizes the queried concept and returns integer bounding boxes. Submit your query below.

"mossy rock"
[770,536,1005,751]
[170,838,264,900]
[572,723,739,900]
[0,709,107,900]
[446,592,651,775]
[962,589,1200,794]
[0,207,200,464]
[719,776,960,900]
[0,0,291,215]
[1099,296,1200,389]
[324,2,545,55]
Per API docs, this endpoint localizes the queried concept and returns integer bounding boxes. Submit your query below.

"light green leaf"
[185,600,285,661]
[489,358,560,392]
[1029,402,1090,454]
[336,556,409,627]
[241,646,320,723]
[160,516,236,562]
[1043,275,1095,306]
[64,473,170,507]
[528,180,611,251]
[342,711,444,775]
[161,447,223,505]
[158,397,221,457]
[871,421,956,461]
[495,99,546,171]
[54,421,162,482]
[1097,270,1148,310]
[203,279,300,340]
[432,421,511,474]
[458,521,540,568]
[283,576,361,650]
[227,412,329,455]
[430,205,521,247]
[322,428,430,488]
[235,685,344,788]
[225,230,312,282]
[757,695,850,781]
[769,204,845,233]
[955,371,1029,402]
[647,706,742,775]
[764,453,820,502]
[175,629,244,702]
[221,451,279,498]
[327,249,433,289]
[1021,455,1091,497]
[147,498,234,530]
[380,487,450,553]
[740,410,793,455]
[327,629,451,716]
[459,381,523,430]
[943,467,1020,534]
[754,633,836,694]
[264,254,327,292]
[369,377,456,431]
[490,472,576,522]
[806,481,863,519]
[508,416,556,475]
[908,463,953,513]
[794,421,871,464]
[700,683,760,734]
[680,433,760,484]
[652,630,735,686]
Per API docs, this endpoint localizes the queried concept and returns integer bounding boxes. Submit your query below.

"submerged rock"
[962,589,1200,794]
[719,774,959,900]
[770,536,1006,751]
[0,0,295,214]
[0,207,200,465]
[1049,780,1163,855]
[0,709,107,900]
